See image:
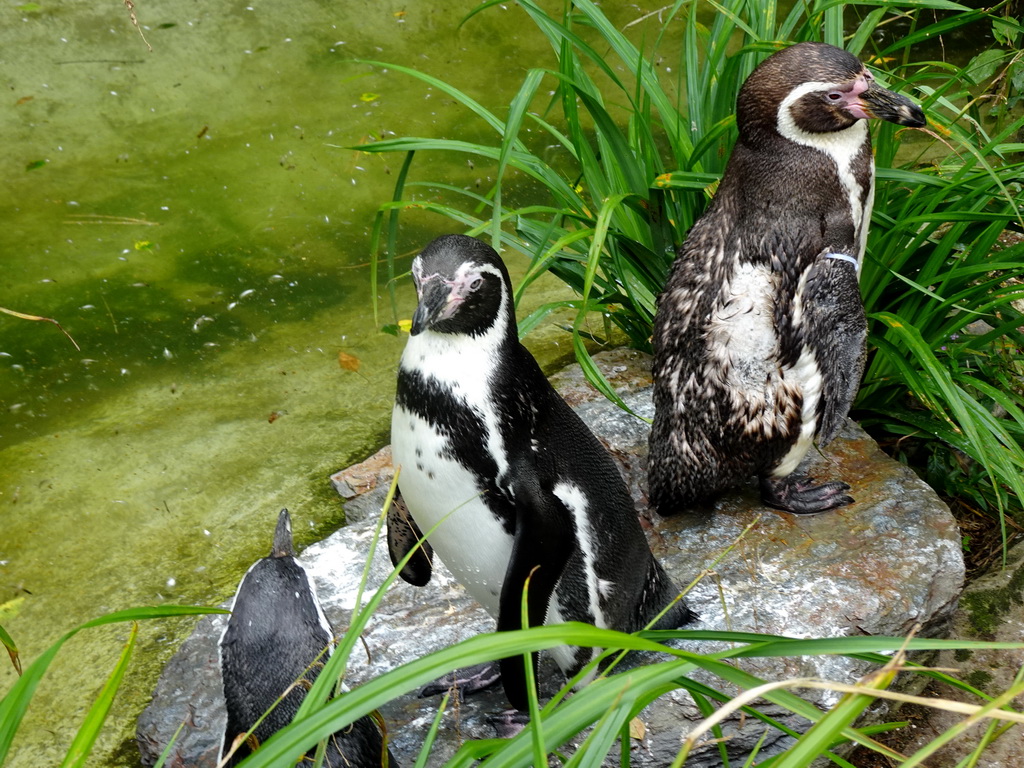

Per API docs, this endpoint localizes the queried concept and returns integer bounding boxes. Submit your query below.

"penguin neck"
[400,304,516,404]
[774,88,874,261]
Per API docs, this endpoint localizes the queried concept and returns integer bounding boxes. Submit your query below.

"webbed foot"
[486,708,530,738]
[759,474,853,515]
[419,661,503,698]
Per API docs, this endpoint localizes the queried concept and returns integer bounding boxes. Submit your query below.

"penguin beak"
[411,277,455,335]
[271,508,294,558]
[852,83,925,127]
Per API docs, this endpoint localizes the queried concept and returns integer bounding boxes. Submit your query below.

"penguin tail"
[638,560,697,631]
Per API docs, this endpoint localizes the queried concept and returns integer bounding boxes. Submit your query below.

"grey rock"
[137,350,964,767]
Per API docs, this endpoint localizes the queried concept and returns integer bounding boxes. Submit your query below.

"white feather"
[391,404,512,616]
[552,481,607,629]
[774,346,824,476]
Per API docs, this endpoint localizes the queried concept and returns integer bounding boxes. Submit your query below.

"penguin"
[219,508,395,767]
[389,233,694,711]
[648,42,925,516]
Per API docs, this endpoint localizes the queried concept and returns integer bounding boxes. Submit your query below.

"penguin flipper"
[497,460,574,711]
[386,491,434,586]
[803,252,867,445]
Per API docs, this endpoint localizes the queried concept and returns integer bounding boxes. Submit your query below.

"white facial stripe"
[777,82,871,262]
[458,262,503,282]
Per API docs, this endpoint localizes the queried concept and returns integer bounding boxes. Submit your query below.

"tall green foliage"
[4,497,1024,766]
[356,0,1024,523]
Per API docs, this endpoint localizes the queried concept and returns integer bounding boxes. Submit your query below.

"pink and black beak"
[411,275,455,335]
[843,72,925,127]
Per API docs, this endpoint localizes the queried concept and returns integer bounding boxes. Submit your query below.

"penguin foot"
[419,661,503,698]
[759,474,853,515]
[486,709,530,739]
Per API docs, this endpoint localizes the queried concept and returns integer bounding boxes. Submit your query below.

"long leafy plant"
[177,494,1024,767]
[5,487,1024,766]
[355,0,1024,527]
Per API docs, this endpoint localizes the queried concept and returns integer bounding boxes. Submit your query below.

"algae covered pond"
[0,2,589,763]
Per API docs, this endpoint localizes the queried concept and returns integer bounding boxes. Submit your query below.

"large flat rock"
[138,349,964,766]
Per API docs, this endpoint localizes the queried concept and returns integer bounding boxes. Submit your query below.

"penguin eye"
[826,91,843,102]
[469,277,483,291]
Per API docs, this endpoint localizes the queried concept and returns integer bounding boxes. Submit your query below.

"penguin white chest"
[706,261,779,407]
[391,330,514,618]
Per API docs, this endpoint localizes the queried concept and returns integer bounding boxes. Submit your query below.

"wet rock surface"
[138,349,964,766]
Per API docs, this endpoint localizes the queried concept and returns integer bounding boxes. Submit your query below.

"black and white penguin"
[649,42,925,516]
[389,234,693,711]
[219,508,395,767]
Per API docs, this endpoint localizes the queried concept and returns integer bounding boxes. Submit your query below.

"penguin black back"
[219,509,395,767]
[390,234,694,711]
[649,43,924,516]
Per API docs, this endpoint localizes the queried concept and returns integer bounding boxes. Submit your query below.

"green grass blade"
[152,717,188,768]
[0,624,20,676]
[60,623,139,768]
[493,68,547,249]
[237,623,678,767]
[351,59,516,145]
[773,665,898,767]
[0,606,223,765]
[412,693,451,768]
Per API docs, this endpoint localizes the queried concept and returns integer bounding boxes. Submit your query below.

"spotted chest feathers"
[704,259,803,441]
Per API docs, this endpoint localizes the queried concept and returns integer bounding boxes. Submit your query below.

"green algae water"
[0,2,586,764]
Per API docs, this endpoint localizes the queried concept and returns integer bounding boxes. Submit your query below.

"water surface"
[0,2,585,763]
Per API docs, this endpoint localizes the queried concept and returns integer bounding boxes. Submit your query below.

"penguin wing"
[386,490,434,587]
[802,252,867,445]
[497,455,575,711]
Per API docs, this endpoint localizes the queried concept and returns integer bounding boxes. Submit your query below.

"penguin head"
[409,234,514,337]
[737,42,925,142]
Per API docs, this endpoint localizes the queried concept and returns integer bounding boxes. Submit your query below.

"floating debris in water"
[338,351,361,372]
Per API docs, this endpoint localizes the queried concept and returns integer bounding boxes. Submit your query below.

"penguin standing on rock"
[219,509,395,767]
[649,42,925,516]
[390,234,694,712]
